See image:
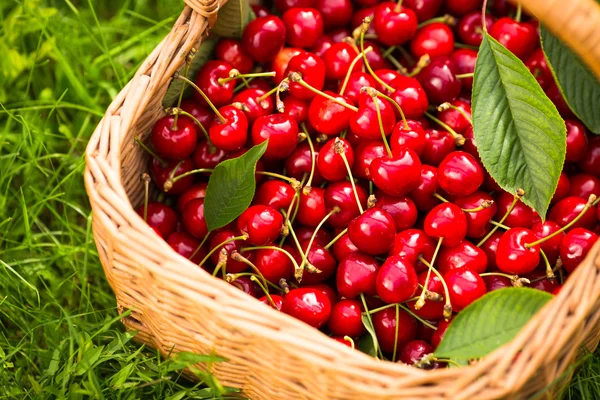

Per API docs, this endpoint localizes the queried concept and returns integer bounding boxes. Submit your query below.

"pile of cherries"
[138,0,600,367]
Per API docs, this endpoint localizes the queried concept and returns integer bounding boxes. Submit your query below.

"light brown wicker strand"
[84,1,600,399]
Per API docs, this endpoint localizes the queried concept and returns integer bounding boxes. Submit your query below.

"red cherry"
[549,196,597,231]
[295,240,337,284]
[336,252,379,298]
[317,138,354,182]
[417,56,461,105]
[363,40,392,70]
[391,229,436,272]
[209,106,248,152]
[137,202,178,238]
[483,274,512,292]
[242,16,287,63]
[348,208,396,255]
[565,119,589,163]
[310,35,334,58]
[496,228,541,274]
[259,294,283,310]
[281,287,331,328]
[177,183,208,213]
[182,198,208,239]
[192,141,227,171]
[399,340,434,365]
[272,47,304,83]
[552,171,571,204]
[431,317,452,348]
[409,165,441,211]
[424,203,467,247]
[229,275,261,298]
[328,299,366,337]
[308,91,354,136]
[525,271,560,294]
[255,246,294,283]
[421,129,456,166]
[525,48,553,89]
[179,99,214,137]
[494,191,535,229]
[373,308,417,354]
[281,95,309,123]
[438,240,488,275]
[578,136,600,177]
[252,114,299,160]
[274,0,315,13]
[373,2,418,46]
[450,49,477,90]
[209,229,254,273]
[369,148,422,197]
[388,76,429,120]
[454,191,497,238]
[237,205,283,246]
[252,4,271,17]
[390,120,427,156]
[458,11,495,46]
[560,228,598,273]
[325,181,368,229]
[294,226,332,247]
[322,42,361,81]
[350,92,397,140]
[286,52,326,100]
[150,157,195,195]
[285,142,323,183]
[338,72,376,104]
[410,23,455,59]
[376,195,418,231]
[232,88,274,124]
[376,256,419,304]
[254,180,295,210]
[444,267,487,312]
[296,187,327,227]
[167,231,206,264]
[215,39,253,74]
[282,8,324,49]
[193,60,235,107]
[531,220,564,265]
[314,0,353,29]
[479,230,503,270]
[445,0,481,16]
[404,0,443,22]
[569,174,600,199]
[353,140,386,179]
[150,115,197,160]
[437,151,484,196]
[437,100,472,135]
[407,271,444,319]
[489,17,537,60]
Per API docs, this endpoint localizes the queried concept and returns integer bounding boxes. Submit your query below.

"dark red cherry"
[454,191,497,238]
[399,340,434,365]
[336,252,379,298]
[209,229,254,273]
[437,100,472,135]
[294,227,332,248]
[353,141,386,180]
[578,136,600,177]
[350,92,397,140]
[192,141,227,172]
[549,196,597,231]
[424,203,467,247]
[254,180,295,211]
[150,157,195,195]
[483,274,512,292]
[137,202,178,238]
[150,115,197,160]
[421,129,456,166]
[445,0,481,16]
[376,256,419,304]
[444,267,487,312]
[177,183,208,213]
[404,0,443,22]
[295,240,337,284]
[328,299,365,337]
[525,48,552,89]
[407,271,444,319]
[308,91,354,136]
[193,60,235,107]
[438,151,484,196]
[494,191,535,229]
[363,40,392,70]
[369,148,422,197]
[167,231,206,264]
[391,229,436,272]
[417,56,461,105]
[182,198,208,239]
[338,72,376,104]
[310,35,334,58]
[232,88,274,124]
[325,181,368,229]
[252,4,271,17]
[286,52,326,100]
[281,287,331,328]
[255,245,294,283]
[531,220,564,265]
[376,195,418,231]
[438,240,487,275]
[552,172,571,204]
[242,16,287,63]
[430,317,451,348]
[409,165,441,211]
[525,271,560,294]
[281,95,309,123]
[458,11,495,47]
[332,232,359,262]
[209,106,248,152]
[322,42,361,81]
[297,187,327,227]
[285,142,323,183]
[317,138,354,181]
[348,208,396,255]
[179,99,214,136]
[450,49,477,90]
[215,39,253,74]
[560,228,598,273]
[410,23,455,59]
[496,228,540,275]
[479,230,503,270]
[252,113,299,160]
[237,205,283,246]
[390,120,427,157]
[373,2,418,47]
[314,0,353,29]
[282,8,324,49]
[229,275,261,298]
[565,119,589,163]
[489,17,537,60]
[388,76,429,119]
[351,6,376,34]
[274,0,315,13]
[373,308,417,354]
[569,174,600,200]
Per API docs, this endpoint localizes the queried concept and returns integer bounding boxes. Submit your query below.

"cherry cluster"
[137,0,600,366]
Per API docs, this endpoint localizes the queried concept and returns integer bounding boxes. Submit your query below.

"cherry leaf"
[211,0,255,38]
[360,314,380,357]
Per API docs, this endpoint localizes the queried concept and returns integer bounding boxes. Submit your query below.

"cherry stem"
[396,46,416,66]
[257,171,301,189]
[297,207,340,278]
[242,245,303,281]
[249,275,277,309]
[386,53,408,74]
[424,112,465,146]
[134,136,166,166]
[417,14,457,29]
[324,228,348,250]
[360,293,383,359]
[343,336,356,349]
[399,304,438,330]
[204,235,248,269]
[462,200,494,213]
[211,249,229,280]
[515,1,522,22]
[395,0,403,12]
[408,55,431,77]
[360,18,395,93]
[275,78,290,112]
[437,102,473,125]
[480,272,531,288]
[417,255,452,320]
[164,168,214,192]
[335,138,365,214]
[455,72,475,79]
[339,46,373,96]
[218,71,276,85]
[392,304,400,362]
[301,124,317,194]
[477,188,525,247]
[482,0,490,33]
[141,173,151,222]
[368,88,409,130]
[539,249,556,280]
[281,210,308,265]
[166,107,212,146]
[234,77,252,92]
[190,233,210,260]
[227,272,282,292]
[489,220,510,230]
[173,63,191,130]
[230,250,269,289]
[280,174,306,244]
[174,74,226,123]
[288,73,358,112]
[433,192,449,203]
[257,85,279,103]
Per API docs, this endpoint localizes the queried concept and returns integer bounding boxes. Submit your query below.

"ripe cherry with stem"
[477,188,525,247]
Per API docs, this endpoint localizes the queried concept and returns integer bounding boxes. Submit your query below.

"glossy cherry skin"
[252,4,271,17]
[352,141,385,180]
[232,88,274,124]
[167,231,206,264]
[332,232,359,261]
[150,157,195,195]
[286,52,326,100]
[531,220,564,265]
[388,76,429,120]
[209,229,254,273]
[348,208,397,255]
[310,35,334,58]
[390,120,427,157]
[552,172,571,204]
[274,0,315,13]
[437,100,472,135]
[137,202,178,238]
[376,69,403,94]
[421,129,456,166]
[373,308,417,354]
[430,317,451,348]
[526,271,560,294]
[338,72,376,104]
[242,16,287,63]
[373,2,418,47]
[417,57,461,105]
[272,47,304,84]
[404,0,443,21]
[496,228,541,275]
[438,151,484,196]
[252,114,299,160]
[295,240,337,285]
[294,227,332,248]
[578,136,600,177]
[391,229,436,272]
[317,138,354,182]
[229,275,261,298]
[193,60,235,107]
[259,294,283,310]
[407,271,444,320]
[281,95,309,123]
[525,48,553,89]
[560,228,598,273]
[296,187,327,227]
[237,205,283,246]
[209,106,248,152]
[458,11,495,46]
[336,252,379,298]
[494,191,535,229]
[281,287,331,328]
[483,274,512,292]
[444,267,487,312]
[254,180,295,211]
[549,196,597,231]
[182,198,208,239]
[350,92,397,140]
[215,39,253,74]
[376,195,418,231]
[489,17,537,60]
[308,91,354,136]
[409,165,441,212]
[454,191,497,239]
[399,340,434,365]
[328,299,365,337]
[451,49,477,90]
[150,115,197,160]
[282,8,324,49]
[376,256,419,304]
[177,183,208,213]
[438,241,488,275]
[369,148,422,197]
[479,230,502,270]
[569,174,600,199]
[314,0,353,29]
[410,23,455,59]
[325,181,368,229]
[565,119,589,163]
[179,99,214,136]
[191,141,225,172]
[254,245,294,283]
[424,203,468,247]
[322,42,361,81]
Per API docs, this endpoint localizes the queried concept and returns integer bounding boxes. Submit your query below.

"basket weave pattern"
[85,0,600,398]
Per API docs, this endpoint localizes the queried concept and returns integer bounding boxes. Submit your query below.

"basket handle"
[520,0,600,79]
[184,0,223,26]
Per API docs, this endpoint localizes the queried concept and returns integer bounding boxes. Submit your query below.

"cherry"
[376,195,418,231]
[310,35,335,58]
[376,256,419,304]
[237,205,284,246]
[411,23,455,59]
[444,267,487,312]
[272,47,304,84]
[150,157,195,195]
[437,151,484,196]
[339,72,376,104]
[254,180,295,211]
[193,60,235,107]
[391,229,436,272]
[281,287,331,328]
[569,174,600,199]
[494,191,535,229]
[314,0,353,29]
[281,95,309,123]
[177,183,208,213]
[285,142,323,184]
[421,129,456,166]
[259,294,283,310]
[208,230,253,273]
[137,202,178,238]
[531,220,564,265]
[565,119,589,163]
[363,40,392,70]
[489,17,537,60]
[409,165,441,211]
[336,252,379,298]
[479,230,503,270]
[325,181,368,229]
[297,187,328,227]
[525,48,553,90]
[209,105,248,152]
[373,2,418,47]
[350,92,396,140]
[317,138,353,182]
[179,99,214,136]
[242,16,287,63]
[388,76,429,120]
[431,317,452,348]
[167,231,206,264]
[404,0,443,22]
[308,91,354,136]
[286,52,326,100]
[399,340,434,366]
[369,148,422,197]
[215,39,253,74]
[252,114,299,160]
[552,171,571,204]
[330,233,358,263]
[526,271,560,294]
[328,299,366,337]
[438,240,488,275]
[229,275,261,298]
[446,0,481,15]
[375,69,404,93]
[417,56,461,105]
[294,226,332,247]
[390,120,427,156]
[450,49,477,90]
[496,228,540,274]
[549,196,597,231]
[348,208,397,255]
[254,246,294,283]
[295,240,337,284]
[560,228,598,273]
[454,191,496,239]
[437,100,472,135]
[372,308,417,354]
[352,140,386,179]
[424,203,467,247]
[578,136,600,177]
[483,274,512,292]
[322,42,361,81]
[458,11,495,46]
[282,8,324,49]
[407,272,445,320]
[274,0,315,13]
[150,116,197,160]
[232,88,274,124]
[182,198,208,239]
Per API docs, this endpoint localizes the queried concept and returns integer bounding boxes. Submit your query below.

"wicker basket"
[84,0,600,398]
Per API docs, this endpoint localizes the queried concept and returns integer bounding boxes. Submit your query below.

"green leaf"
[435,288,553,361]
[472,33,566,220]
[161,39,217,108]
[360,313,380,357]
[204,141,268,232]
[356,333,378,358]
[211,0,254,38]
[541,26,600,134]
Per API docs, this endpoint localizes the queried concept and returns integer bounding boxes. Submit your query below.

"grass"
[0,0,599,399]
